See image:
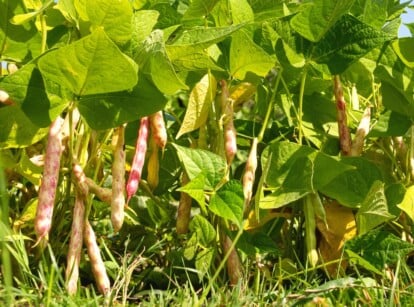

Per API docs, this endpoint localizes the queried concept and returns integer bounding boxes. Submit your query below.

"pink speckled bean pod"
[126,117,149,204]
[34,117,65,246]
[149,111,167,150]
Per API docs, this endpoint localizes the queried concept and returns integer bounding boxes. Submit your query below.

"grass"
[2,169,414,306]
[1,223,414,306]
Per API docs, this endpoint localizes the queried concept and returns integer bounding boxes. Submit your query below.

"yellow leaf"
[176,73,216,139]
[397,185,414,222]
[317,200,357,277]
[244,208,291,231]
[229,82,256,108]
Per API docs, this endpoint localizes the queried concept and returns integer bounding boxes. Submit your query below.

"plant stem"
[297,68,308,145]
[257,68,283,143]
[0,167,13,305]
[40,13,48,53]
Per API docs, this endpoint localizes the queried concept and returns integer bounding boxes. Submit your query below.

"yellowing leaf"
[397,185,414,222]
[244,208,291,231]
[176,73,216,138]
[317,200,357,277]
[10,12,39,25]
[229,82,256,108]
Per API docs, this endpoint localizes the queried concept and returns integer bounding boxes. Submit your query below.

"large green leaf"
[320,157,383,208]
[77,73,166,130]
[374,45,414,120]
[230,30,275,80]
[182,0,220,20]
[368,111,411,137]
[131,10,159,45]
[313,14,394,74]
[290,0,355,42]
[0,63,69,127]
[392,38,414,68]
[229,0,253,25]
[0,0,41,61]
[38,28,138,96]
[260,141,354,209]
[172,144,226,190]
[356,181,394,235]
[346,229,414,270]
[86,0,132,45]
[134,30,188,95]
[167,24,244,48]
[166,24,243,71]
[209,180,244,228]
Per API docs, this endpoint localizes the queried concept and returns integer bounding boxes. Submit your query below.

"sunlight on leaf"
[397,185,414,222]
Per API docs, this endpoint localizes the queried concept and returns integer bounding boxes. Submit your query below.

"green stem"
[0,167,13,305]
[40,12,48,53]
[197,227,244,307]
[257,68,283,143]
[297,69,308,145]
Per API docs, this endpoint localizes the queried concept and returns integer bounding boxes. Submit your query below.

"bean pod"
[34,117,65,246]
[111,125,126,232]
[126,117,149,204]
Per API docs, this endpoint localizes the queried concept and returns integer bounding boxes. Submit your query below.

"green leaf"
[182,0,220,20]
[134,30,188,95]
[356,181,394,235]
[290,0,355,42]
[0,63,69,127]
[209,180,244,227]
[38,28,138,96]
[86,0,132,45]
[313,14,394,74]
[176,73,216,138]
[397,185,414,223]
[172,144,226,189]
[237,231,279,256]
[229,0,254,25]
[368,111,411,137]
[385,183,405,217]
[346,229,414,270]
[189,215,216,247]
[230,30,275,79]
[345,249,383,276]
[392,38,414,68]
[77,72,166,130]
[320,157,383,208]
[16,150,42,186]
[165,24,243,71]
[10,11,39,25]
[0,0,41,61]
[374,45,414,119]
[195,248,214,278]
[178,173,206,210]
[131,10,159,45]
[55,0,79,26]
[0,106,48,149]
[168,24,244,48]
[260,141,353,208]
